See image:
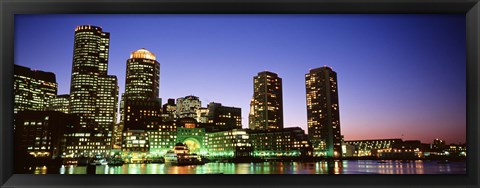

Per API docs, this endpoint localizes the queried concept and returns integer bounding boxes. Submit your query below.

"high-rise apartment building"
[13,65,57,114]
[252,71,283,130]
[305,66,342,158]
[68,25,118,157]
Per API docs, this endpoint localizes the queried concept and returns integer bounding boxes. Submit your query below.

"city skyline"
[15,14,466,144]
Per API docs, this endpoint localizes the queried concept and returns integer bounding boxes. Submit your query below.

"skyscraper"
[68,25,118,157]
[124,48,160,100]
[13,65,57,114]
[121,49,161,157]
[305,66,342,158]
[252,71,283,130]
[121,48,161,131]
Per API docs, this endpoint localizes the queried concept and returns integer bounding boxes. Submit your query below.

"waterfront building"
[206,129,252,159]
[247,127,312,159]
[14,110,79,159]
[431,138,447,151]
[121,130,150,163]
[198,102,242,132]
[69,25,118,156]
[176,95,201,119]
[112,122,124,150]
[344,139,403,157]
[169,117,204,154]
[13,65,57,114]
[48,94,70,114]
[148,119,177,156]
[251,71,284,130]
[305,66,342,158]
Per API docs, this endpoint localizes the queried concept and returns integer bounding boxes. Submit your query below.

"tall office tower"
[68,25,118,157]
[13,65,57,114]
[305,66,342,158]
[252,71,284,130]
[122,48,161,131]
[96,75,119,132]
[49,94,70,114]
[70,25,113,128]
[176,95,201,118]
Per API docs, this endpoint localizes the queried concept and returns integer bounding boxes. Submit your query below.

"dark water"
[33,160,466,174]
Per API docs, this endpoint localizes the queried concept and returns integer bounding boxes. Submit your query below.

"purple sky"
[14,14,466,144]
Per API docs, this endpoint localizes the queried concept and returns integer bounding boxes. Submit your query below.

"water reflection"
[30,160,466,174]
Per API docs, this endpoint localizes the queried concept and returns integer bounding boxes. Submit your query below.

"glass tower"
[305,66,342,158]
[252,71,284,130]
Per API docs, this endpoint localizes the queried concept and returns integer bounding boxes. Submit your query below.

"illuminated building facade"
[175,118,206,155]
[48,94,70,114]
[14,110,79,159]
[121,49,162,160]
[162,98,177,122]
[198,102,242,132]
[124,48,160,100]
[344,139,403,157]
[248,127,312,159]
[121,130,150,163]
[252,71,284,130]
[13,65,57,114]
[176,95,201,118]
[305,66,342,157]
[206,129,252,159]
[69,25,118,156]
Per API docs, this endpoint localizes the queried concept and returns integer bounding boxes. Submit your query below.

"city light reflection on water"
[33,160,466,174]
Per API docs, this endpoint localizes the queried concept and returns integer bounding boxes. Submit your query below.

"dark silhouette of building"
[306,66,342,158]
[198,102,242,132]
[251,71,284,130]
[14,110,79,159]
[247,127,312,159]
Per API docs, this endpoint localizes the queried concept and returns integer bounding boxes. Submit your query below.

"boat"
[164,143,206,166]
[107,157,125,166]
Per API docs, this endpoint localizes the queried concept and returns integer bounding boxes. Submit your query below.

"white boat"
[164,143,205,166]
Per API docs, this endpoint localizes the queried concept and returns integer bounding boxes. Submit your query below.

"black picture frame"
[1,0,479,188]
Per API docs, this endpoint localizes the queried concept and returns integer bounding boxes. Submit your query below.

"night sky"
[15,14,466,144]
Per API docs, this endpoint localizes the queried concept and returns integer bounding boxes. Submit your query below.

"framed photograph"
[1,0,479,188]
